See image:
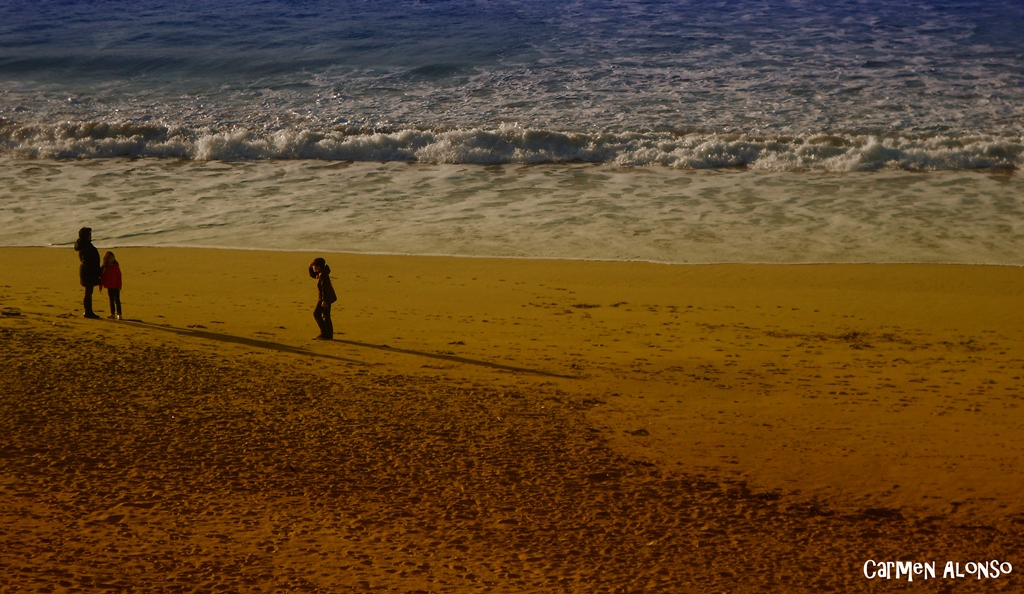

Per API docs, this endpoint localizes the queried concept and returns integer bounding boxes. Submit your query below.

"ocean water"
[1,0,1022,263]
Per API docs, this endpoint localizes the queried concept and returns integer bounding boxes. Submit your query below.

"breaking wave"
[1,120,1020,171]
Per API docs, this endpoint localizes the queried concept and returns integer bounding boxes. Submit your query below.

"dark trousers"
[314,301,333,339]
[107,288,122,316]
[83,284,95,315]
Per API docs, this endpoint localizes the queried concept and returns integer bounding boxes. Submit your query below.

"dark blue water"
[1,0,1022,166]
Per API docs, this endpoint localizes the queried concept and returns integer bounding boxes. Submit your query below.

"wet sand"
[1,247,1022,591]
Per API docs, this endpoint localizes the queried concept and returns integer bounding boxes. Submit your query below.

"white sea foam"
[4,1,1023,145]
[2,121,1020,171]
[3,1,1021,263]
[2,159,1021,265]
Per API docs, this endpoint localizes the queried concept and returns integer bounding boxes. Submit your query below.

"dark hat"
[79,227,92,238]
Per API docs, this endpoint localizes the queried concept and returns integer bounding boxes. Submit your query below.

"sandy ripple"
[1,324,1020,592]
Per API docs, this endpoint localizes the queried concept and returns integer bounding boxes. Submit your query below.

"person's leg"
[313,302,328,338]
[84,285,96,317]
[110,289,122,317]
[322,302,333,339]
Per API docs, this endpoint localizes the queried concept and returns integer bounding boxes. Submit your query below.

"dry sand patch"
[2,248,1023,590]
[1,318,1021,592]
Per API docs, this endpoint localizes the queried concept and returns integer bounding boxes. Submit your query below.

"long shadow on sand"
[332,338,575,379]
[121,320,366,365]
[122,320,572,378]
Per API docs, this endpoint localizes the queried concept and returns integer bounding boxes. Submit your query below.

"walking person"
[99,251,123,320]
[74,227,101,319]
[309,257,337,340]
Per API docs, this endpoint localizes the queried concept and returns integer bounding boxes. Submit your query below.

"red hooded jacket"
[100,263,122,291]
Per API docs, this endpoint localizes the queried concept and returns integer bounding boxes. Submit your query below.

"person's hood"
[321,264,331,275]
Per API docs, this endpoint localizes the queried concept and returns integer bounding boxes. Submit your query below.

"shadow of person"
[332,338,576,378]
[121,320,365,365]
[122,320,575,378]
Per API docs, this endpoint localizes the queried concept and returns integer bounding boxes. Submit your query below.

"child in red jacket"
[99,251,123,320]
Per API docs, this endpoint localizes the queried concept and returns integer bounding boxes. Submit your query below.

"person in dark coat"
[74,227,102,319]
[309,257,337,340]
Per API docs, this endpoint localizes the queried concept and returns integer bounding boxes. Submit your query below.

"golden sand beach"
[1,247,1022,591]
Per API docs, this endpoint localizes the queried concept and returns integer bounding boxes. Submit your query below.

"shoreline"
[4,160,1023,266]
[13,244,1024,269]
